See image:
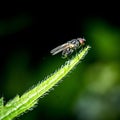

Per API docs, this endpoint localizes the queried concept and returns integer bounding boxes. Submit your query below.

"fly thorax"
[72,40,80,48]
[68,39,80,49]
[69,44,75,48]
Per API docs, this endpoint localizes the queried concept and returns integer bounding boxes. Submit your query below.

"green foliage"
[0,97,4,108]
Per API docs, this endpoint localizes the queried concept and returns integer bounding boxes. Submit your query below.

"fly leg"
[62,48,74,64]
[62,48,73,58]
[75,45,82,60]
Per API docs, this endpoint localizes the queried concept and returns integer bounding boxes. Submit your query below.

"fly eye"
[79,39,85,45]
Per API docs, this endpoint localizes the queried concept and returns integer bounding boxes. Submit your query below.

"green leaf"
[0,45,91,120]
[0,97,4,108]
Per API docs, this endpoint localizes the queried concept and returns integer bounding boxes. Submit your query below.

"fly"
[50,38,86,58]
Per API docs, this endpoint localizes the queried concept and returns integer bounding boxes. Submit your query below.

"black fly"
[50,38,86,58]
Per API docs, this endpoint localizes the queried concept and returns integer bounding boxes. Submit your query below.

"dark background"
[0,2,120,120]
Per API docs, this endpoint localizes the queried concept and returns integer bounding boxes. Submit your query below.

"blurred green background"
[0,3,120,120]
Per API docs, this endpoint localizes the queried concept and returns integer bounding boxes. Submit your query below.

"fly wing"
[50,43,68,55]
